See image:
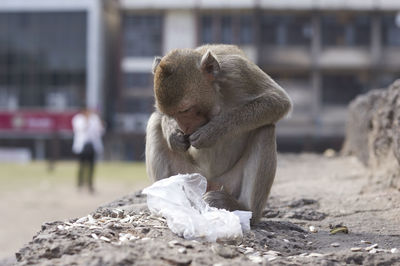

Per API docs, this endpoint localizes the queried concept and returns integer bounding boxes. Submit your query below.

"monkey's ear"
[200,50,220,79]
[152,56,162,74]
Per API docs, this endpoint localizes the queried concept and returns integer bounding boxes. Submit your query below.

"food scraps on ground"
[329,224,349,235]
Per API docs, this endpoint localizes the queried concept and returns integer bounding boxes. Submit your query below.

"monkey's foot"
[203,190,243,212]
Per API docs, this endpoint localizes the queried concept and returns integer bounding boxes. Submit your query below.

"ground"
[5,154,400,265]
[0,161,150,264]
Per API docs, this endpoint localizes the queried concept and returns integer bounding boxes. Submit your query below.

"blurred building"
[115,0,400,158]
[1,0,400,160]
[0,0,119,159]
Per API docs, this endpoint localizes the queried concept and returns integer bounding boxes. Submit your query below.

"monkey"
[145,44,292,224]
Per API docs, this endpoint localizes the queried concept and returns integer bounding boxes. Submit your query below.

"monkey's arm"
[190,79,291,149]
[146,112,195,181]
[146,112,170,181]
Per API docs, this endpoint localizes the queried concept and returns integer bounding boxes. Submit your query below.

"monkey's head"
[152,49,221,135]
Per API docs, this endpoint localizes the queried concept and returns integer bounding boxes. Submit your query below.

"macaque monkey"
[146,44,291,224]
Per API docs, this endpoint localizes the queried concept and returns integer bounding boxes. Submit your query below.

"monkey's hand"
[161,115,190,152]
[203,190,243,211]
[189,120,224,149]
[168,129,190,152]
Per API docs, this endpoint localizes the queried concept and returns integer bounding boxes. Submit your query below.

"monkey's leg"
[203,125,276,224]
[146,112,194,181]
[238,124,277,224]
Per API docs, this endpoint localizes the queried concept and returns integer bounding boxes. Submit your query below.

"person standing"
[72,108,104,193]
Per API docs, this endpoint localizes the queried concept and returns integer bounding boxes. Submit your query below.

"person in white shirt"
[72,108,104,192]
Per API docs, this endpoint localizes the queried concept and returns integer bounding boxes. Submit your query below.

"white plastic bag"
[142,173,252,242]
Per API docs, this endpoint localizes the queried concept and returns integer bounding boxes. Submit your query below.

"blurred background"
[0,0,400,262]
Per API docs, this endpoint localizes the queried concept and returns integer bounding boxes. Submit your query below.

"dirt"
[0,177,149,265]
[13,154,400,265]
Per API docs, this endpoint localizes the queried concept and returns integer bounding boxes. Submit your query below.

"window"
[0,12,87,109]
[221,16,233,44]
[321,14,371,47]
[377,72,400,88]
[122,97,154,113]
[261,14,312,46]
[382,14,400,46]
[122,14,162,57]
[200,16,214,44]
[199,14,254,45]
[271,73,311,113]
[123,73,153,90]
[239,15,253,45]
[322,74,367,106]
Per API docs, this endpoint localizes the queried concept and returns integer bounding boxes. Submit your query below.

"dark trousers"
[77,142,95,191]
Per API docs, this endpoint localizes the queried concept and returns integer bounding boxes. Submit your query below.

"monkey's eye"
[179,107,191,114]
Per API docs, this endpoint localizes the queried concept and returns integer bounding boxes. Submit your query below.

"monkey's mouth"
[179,118,210,136]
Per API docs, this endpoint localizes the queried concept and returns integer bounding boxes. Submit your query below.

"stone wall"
[342,79,400,189]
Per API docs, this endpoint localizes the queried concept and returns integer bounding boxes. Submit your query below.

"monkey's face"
[173,101,210,135]
[153,49,217,135]
[160,85,214,135]
[159,85,213,135]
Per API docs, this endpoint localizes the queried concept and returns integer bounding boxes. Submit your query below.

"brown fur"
[146,44,292,224]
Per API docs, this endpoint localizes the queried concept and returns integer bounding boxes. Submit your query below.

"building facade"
[0,0,119,159]
[1,0,400,160]
[115,0,400,158]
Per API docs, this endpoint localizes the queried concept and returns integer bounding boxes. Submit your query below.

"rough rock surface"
[14,193,400,266]
[342,79,400,189]
[14,154,400,265]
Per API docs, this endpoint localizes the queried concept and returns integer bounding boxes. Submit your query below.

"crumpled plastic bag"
[142,173,252,242]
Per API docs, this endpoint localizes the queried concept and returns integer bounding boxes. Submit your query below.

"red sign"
[0,111,79,133]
